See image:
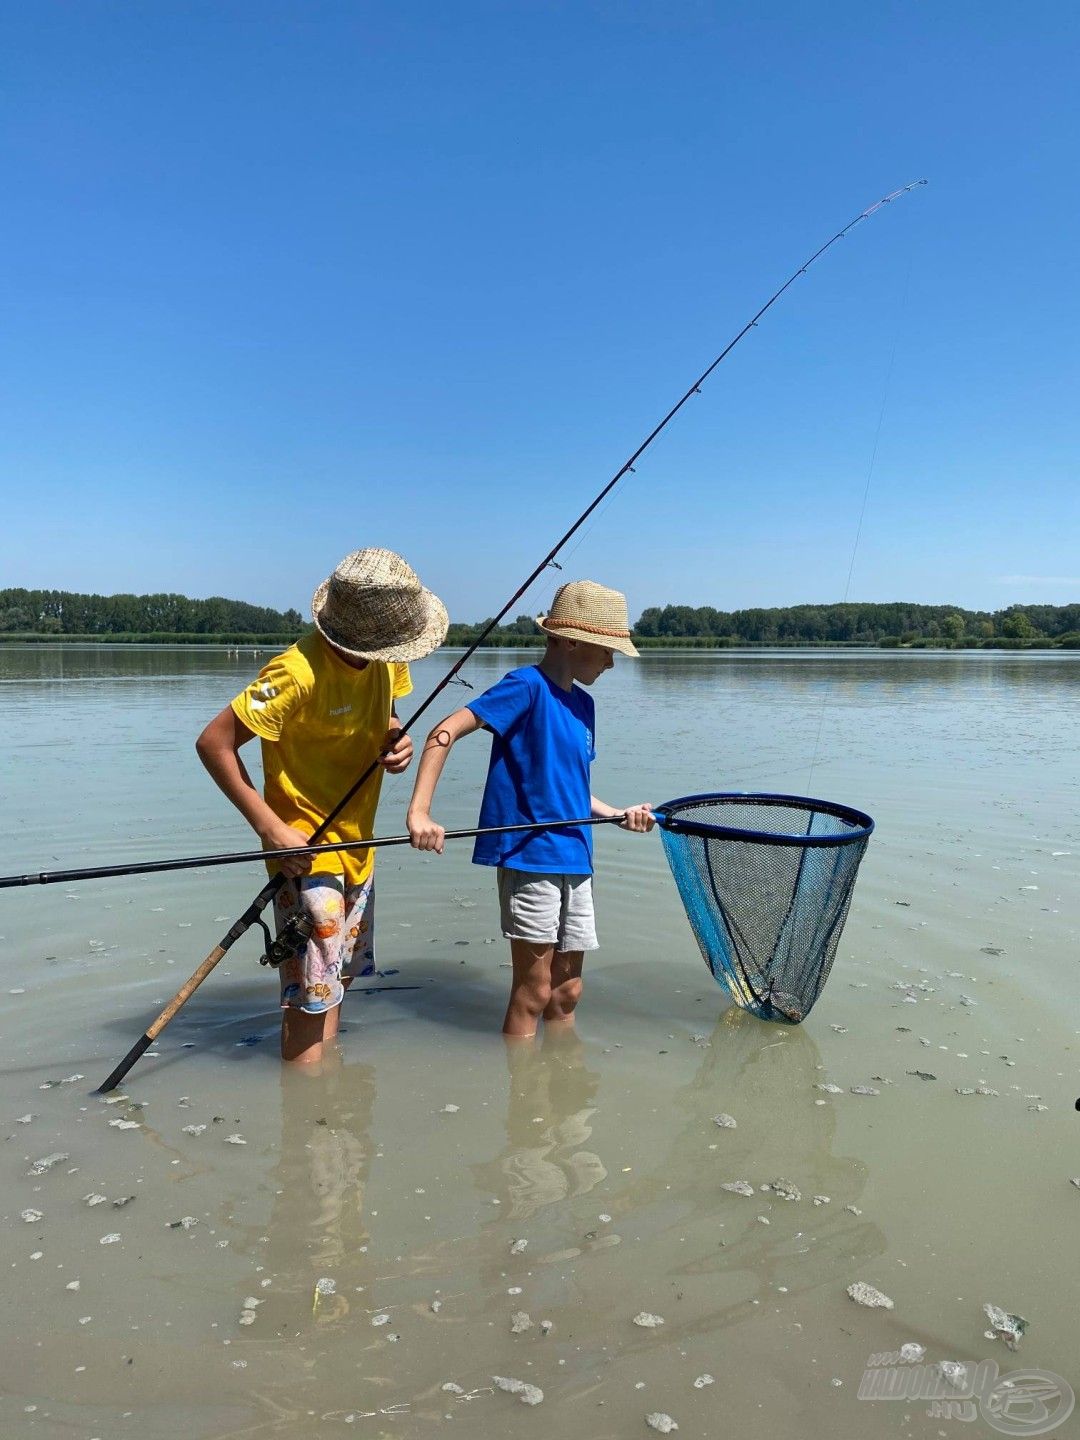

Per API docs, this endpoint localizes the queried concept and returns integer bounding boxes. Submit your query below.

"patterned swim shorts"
[273,871,376,1014]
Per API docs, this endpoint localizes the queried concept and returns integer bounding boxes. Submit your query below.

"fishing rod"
[96,179,926,1092]
[0,816,623,890]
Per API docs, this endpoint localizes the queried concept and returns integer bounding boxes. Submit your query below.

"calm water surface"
[1,646,1078,1439]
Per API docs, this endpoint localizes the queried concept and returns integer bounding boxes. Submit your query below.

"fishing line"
[546,455,644,579]
[804,242,916,791]
[842,248,915,606]
[95,180,926,1091]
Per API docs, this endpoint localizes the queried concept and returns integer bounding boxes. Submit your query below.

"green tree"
[1001,608,1036,640]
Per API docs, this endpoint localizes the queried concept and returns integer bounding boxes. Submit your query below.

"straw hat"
[536,580,639,657]
[311,549,449,663]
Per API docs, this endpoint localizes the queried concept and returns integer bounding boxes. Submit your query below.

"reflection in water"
[0,643,283,683]
[4,643,1078,693]
[473,1030,606,1222]
[631,649,1080,696]
[599,1008,884,1337]
[261,1056,377,1326]
[466,1008,885,1345]
[623,650,1080,795]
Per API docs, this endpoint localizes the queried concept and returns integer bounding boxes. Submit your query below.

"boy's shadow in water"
[92,951,499,1085]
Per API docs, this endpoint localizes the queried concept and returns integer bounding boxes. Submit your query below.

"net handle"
[654,791,875,848]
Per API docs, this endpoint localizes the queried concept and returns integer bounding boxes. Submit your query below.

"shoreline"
[0,635,1076,654]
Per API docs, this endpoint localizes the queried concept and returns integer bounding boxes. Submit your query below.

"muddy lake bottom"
[1,646,1078,1439]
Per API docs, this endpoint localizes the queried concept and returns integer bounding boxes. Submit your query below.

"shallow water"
[1,645,1078,1439]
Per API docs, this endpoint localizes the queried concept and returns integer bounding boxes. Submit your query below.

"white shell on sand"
[768,1179,801,1201]
[846,1282,893,1309]
[29,1153,69,1174]
[492,1375,544,1405]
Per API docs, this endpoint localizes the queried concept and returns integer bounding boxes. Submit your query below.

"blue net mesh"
[656,793,874,1023]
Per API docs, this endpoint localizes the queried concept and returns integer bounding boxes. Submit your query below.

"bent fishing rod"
[96,179,926,1092]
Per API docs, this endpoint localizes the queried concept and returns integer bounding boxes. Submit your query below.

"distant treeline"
[3,589,1078,649]
[633,602,1080,647]
[0,588,305,638]
[445,615,544,647]
[449,602,1080,648]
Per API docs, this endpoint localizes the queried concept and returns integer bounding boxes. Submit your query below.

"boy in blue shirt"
[407,580,654,1037]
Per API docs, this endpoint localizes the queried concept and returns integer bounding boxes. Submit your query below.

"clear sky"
[2,1,1077,624]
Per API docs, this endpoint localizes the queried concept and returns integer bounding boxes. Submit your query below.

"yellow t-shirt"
[231,632,412,887]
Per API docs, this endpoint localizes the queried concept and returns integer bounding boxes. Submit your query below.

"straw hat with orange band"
[536,580,639,658]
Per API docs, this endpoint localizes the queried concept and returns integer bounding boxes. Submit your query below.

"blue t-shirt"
[467,665,596,874]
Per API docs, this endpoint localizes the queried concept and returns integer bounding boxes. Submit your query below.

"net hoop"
[655,792,874,849]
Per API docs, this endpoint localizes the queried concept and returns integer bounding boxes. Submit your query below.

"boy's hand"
[619,803,655,834]
[407,809,446,855]
[261,819,315,877]
[380,727,414,774]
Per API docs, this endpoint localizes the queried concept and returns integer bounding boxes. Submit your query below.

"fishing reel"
[255,912,314,968]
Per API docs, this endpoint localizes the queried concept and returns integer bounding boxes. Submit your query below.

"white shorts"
[497,868,598,953]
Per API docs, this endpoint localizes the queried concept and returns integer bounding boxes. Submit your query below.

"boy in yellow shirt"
[197,549,447,1064]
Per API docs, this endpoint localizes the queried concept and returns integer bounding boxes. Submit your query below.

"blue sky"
[2,1,1077,623]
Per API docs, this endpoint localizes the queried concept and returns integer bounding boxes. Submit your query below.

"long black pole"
[1,816,623,890]
[96,180,926,1091]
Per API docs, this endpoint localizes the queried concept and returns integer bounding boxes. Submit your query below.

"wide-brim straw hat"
[312,548,449,663]
[536,579,639,657]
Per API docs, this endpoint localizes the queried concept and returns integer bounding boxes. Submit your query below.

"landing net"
[656,793,874,1023]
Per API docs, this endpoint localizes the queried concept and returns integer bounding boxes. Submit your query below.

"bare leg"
[503,939,555,1038]
[322,975,355,1043]
[543,950,584,1028]
[323,999,343,1043]
[281,1007,332,1064]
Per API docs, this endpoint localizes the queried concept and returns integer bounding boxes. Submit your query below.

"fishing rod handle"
[97,942,228,1093]
[97,880,284,1092]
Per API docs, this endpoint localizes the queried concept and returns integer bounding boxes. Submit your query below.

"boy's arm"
[195,706,315,877]
[406,706,484,854]
[591,794,655,832]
